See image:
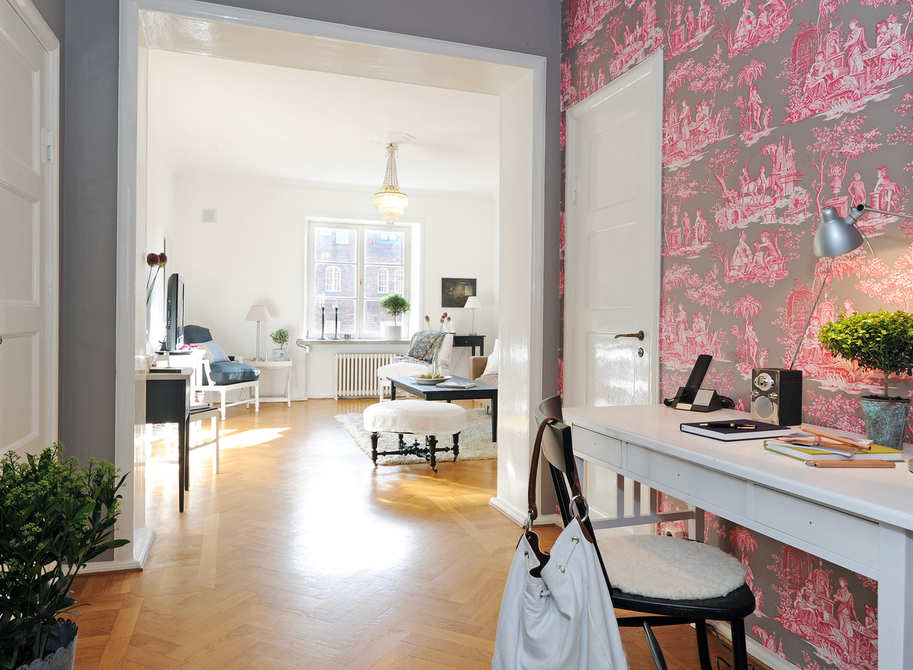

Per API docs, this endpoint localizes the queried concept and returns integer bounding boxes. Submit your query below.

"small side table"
[246,360,293,406]
[452,334,485,356]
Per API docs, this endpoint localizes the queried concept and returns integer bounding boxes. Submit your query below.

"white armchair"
[376,332,454,401]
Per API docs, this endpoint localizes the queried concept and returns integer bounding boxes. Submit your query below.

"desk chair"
[534,396,756,670]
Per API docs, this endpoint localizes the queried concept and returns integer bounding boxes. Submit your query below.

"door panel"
[565,53,662,409]
[0,0,56,455]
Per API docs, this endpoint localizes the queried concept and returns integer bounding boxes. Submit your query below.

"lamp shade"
[245,305,272,322]
[463,296,482,309]
[814,207,864,258]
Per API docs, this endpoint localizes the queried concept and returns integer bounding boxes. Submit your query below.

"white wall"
[167,172,499,399]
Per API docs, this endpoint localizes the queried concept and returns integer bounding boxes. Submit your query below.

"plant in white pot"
[0,444,128,670]
[818,309,913,450]
[379,294,410,341]
[269,328,290,361]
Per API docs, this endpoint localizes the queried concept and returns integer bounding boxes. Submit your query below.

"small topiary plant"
[379,294,411,325]
[270,328,290,349]
[817,309,913,398]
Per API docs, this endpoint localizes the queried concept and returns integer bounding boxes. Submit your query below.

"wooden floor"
[71,398,751,669]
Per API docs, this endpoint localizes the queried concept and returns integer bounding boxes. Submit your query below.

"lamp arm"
[789,261,831,370]
[856,204,913,221]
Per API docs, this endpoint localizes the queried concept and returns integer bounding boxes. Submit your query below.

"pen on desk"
[806,460,895,468]
[699,422,756,429]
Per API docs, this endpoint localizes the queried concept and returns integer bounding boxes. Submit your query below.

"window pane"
[364,264,405,299]
[333,299,355,335]
[315,263,356,298]
[364,300,383,335]
[315,227,356,263]
[364,230,404,265]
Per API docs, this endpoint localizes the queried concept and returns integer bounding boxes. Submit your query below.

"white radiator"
[334,353,397,399]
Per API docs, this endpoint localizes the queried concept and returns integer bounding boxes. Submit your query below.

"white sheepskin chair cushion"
[364,400,467,436]
[598,535,748,600]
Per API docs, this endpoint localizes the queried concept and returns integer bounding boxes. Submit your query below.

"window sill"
[297,338,409,345]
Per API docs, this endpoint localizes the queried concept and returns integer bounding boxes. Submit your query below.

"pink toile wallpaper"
[560,0,913,667]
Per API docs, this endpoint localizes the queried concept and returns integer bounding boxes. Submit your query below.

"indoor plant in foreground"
[379,294,411,341]
[818,309,913,450]
[0,444,129,670]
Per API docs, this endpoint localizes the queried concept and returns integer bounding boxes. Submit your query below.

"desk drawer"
[627,444,749,517]
[754,487,879,572]
[573,427,623,468]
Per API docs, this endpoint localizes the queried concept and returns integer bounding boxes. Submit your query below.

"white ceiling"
[146,47,503,195]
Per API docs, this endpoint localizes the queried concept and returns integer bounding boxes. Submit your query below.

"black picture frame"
[441,278,477,308]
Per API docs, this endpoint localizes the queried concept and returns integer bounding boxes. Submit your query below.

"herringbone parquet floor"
[71,399,754,669]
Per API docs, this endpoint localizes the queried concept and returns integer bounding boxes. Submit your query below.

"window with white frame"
[310,221,410,337]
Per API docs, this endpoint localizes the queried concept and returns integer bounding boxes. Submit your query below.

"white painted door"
[564,53,662,408]
[0,1,58,455]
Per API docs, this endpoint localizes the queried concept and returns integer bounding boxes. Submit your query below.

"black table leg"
[390,381,397,401]
[178,417,186,512]
[492,391,498,442]
[453,432,460,459]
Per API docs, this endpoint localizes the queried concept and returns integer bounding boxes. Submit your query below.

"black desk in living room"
[146,369,191,512]
[452,334,485,356]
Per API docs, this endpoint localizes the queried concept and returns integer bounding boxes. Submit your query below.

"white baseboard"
[711,620,796,670]
[489,495,526,524]
[82,527,155,574]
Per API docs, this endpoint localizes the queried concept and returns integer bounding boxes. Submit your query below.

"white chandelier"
[374,143,408,226]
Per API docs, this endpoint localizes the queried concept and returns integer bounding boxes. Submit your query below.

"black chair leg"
[452,432,460,459]
[370,432,379,464]
[695,619,712,670]
[730,618,749,670]
[642,622,668,670]
[427,435,438,472]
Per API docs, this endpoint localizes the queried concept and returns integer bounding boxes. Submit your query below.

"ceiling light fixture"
[374,143,408,226]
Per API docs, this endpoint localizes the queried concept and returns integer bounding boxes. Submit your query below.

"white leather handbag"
[492,418,628,670]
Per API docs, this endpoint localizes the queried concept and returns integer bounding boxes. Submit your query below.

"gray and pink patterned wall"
[560,0,913,666]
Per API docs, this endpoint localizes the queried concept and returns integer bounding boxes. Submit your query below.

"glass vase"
[431,339,443,377]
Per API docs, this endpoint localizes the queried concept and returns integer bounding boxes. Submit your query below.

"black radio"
[750,368,803,426]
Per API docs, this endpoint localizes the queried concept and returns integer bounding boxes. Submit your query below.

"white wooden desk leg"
[877,525,913,666]
[285,368,291,407]
[219,388,226,420]
[255,384,260,412]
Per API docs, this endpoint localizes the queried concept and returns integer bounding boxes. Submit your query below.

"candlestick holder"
[332,305,340,340]
[319,306,326,340]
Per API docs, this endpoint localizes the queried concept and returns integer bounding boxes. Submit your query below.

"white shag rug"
[336,407,497,466]
[598,535,748,599]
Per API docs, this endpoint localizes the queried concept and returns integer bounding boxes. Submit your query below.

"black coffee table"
[388,375,498,442]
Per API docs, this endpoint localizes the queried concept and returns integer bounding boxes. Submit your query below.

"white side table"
[246,360,293,406]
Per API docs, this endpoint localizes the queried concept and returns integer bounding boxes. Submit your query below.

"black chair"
[534,396,756,670]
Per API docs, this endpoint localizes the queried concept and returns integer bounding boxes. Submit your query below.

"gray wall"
[56,0,562,463]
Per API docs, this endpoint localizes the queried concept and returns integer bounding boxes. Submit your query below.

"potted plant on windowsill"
[269,328,290,361]
[379,294,411,341]
[818,309,913,450]
[0,444,129,670]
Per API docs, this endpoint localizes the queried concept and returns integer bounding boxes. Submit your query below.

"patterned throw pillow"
[406,330,446,362]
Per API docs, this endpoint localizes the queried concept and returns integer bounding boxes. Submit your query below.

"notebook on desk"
[680,418,794,441]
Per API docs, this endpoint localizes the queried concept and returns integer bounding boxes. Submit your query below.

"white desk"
[563,404,913,668]
[245,360,292,406]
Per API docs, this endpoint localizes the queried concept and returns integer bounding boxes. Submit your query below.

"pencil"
[806,460,895,468]
[801,426,872,451]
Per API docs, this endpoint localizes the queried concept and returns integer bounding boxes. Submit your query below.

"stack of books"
[764,426,904,468]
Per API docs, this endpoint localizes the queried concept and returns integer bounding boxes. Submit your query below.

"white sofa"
[376,332,454,401]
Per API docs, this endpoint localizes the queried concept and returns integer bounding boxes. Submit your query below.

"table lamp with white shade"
[464,296,482,335]
[245,304,272,361]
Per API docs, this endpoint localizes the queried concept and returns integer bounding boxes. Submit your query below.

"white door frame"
[113,0,546,567]
[563,52,663,407]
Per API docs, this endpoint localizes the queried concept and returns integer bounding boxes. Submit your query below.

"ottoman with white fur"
[363,400,467,472]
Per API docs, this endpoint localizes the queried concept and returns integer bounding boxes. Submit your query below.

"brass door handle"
[614,331,644,341]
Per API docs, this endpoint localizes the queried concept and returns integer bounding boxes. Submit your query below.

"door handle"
[614,331,644,341]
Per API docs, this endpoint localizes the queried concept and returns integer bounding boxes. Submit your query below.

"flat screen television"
[165,272,184,351]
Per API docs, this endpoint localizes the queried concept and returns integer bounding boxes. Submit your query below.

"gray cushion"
[208,361,260,385]
[478,373,498,387]
[184,325,213,344]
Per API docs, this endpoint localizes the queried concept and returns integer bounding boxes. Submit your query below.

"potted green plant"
[0,443,128,670]
[818,309,913,450]
[379,294,411,341]
[269,328,290,361]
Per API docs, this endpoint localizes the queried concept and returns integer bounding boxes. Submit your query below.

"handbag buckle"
[570,494,589,522]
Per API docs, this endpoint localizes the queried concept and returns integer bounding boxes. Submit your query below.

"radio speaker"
[750,368,803,426]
